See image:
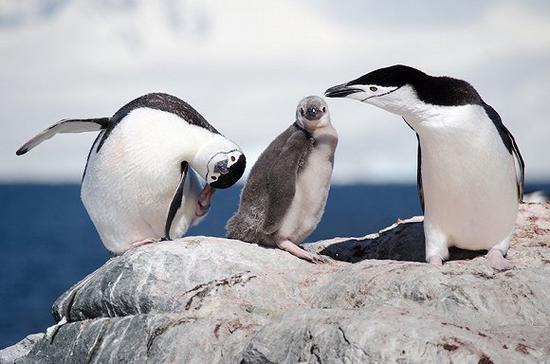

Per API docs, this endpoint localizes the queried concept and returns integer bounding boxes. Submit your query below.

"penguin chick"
[326,65,524,270]
[226,96,337,263]
[17,93,246,254]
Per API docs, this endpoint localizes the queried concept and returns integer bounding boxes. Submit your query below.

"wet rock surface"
[2,203,549,363]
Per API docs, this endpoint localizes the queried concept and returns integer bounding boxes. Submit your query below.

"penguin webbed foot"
[130,238,161,248]
[485,248,513,271]
[427,255,443,266]
[276,239,333,264]
[196,185,215,217]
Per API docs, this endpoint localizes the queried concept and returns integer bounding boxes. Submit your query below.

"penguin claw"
[427,255,443,266]
[309,253,334,264]
[486,249,513,271]
[276,240,332,264]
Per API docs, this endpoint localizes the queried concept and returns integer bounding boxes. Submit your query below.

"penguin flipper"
[482,104,525,202]
[402,118,425,213]
[16,118,110,156]
[262,131,309,235]
[416,133,425,213]
[506,129,525,202]
[164,161,189,240]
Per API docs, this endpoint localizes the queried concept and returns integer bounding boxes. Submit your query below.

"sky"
[1,0,549,183]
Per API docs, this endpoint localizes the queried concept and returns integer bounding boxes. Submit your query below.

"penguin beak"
[214,160,229,175]
[210,154,246,189]
[324,83,362,98]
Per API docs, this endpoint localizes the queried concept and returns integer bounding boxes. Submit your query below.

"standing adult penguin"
[17,93,246,254]
[325,65,524,270]
[226,96,337,263]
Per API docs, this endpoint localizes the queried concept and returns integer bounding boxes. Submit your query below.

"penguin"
[17,93,246,254]
[226,96,337,263]
[325,65,524,270]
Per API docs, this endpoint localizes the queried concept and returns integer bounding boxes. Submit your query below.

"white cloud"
[1,0,549,183]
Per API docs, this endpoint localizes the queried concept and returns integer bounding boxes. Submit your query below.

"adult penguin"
[17,93,246,254]
[326,65,524,270]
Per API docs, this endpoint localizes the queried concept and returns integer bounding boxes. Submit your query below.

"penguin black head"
[325,65,482,114]
[296,96,331,131]
[206,150,246,189]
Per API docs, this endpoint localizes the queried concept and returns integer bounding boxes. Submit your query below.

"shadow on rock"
[318,220,486,263]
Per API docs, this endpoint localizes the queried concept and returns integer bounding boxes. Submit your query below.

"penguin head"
[192,134,246,189]
[325,65,482,117]
[324,65,429,115]
[206,149,246,189]
[296,96,331,131]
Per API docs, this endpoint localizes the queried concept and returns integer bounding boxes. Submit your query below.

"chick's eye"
[369,86,378,92]
[211,176,217,180]
[322,107,326,112]
[300,108,305,116]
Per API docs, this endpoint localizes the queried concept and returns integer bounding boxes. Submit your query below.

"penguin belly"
[419,112,518,251]
[81,117,200,254]
[277,141,335,243]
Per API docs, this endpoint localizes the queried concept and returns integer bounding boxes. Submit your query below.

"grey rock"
[0,333,44,364]
[3,203,549,363]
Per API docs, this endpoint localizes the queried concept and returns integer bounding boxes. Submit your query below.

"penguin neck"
[312,123,337,140]
[404,103,482,136]
[294,121,338,147]
[293,121,312,138]
[368,85,439,122]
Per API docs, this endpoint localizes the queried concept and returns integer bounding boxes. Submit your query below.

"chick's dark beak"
[324,83,363,98]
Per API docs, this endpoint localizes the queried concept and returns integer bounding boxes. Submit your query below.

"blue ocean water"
[0,183,548,347]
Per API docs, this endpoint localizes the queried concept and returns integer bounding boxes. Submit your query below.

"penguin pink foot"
[486,248,513,271]
[427,255,443,266]
[196,185,215,217]
[130,238,160,248]
[276,240,333,264]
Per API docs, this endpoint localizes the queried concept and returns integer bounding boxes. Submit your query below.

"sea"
[1,183,548,347]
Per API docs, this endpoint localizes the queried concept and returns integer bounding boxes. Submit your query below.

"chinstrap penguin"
[325,65,524,270]
[17,93,246,254]
[226,96,337,263]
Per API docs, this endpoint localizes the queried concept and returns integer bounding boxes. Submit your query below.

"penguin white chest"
[81,109,205,254]
[279,135,337,242]
[417,106,519,251]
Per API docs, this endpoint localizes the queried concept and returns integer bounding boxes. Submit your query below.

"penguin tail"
[16,117,110,156]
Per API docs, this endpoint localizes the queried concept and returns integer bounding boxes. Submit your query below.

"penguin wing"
[16,118,110,156]
[482,104,525,202]
[262,132,310,235]
[164,161,189,240]
[402,118,425,212]
[415,134,425,213]
[506,128,525,201]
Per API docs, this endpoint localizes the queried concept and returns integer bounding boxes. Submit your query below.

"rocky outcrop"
[2,203,549,363]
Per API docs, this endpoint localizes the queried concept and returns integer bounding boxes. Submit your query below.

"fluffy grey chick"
[226,96,337,263]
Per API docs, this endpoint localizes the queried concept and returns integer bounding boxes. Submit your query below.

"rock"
[2,202,549,363]
[0,333,44,364]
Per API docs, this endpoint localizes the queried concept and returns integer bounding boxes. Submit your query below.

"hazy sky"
[1,0,549,183]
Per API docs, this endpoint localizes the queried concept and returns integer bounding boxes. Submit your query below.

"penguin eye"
[300,108,305,116]
[369,86,378,92]
[211,176,217,180]
[230,155,236,162]
[322,107,326,112]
